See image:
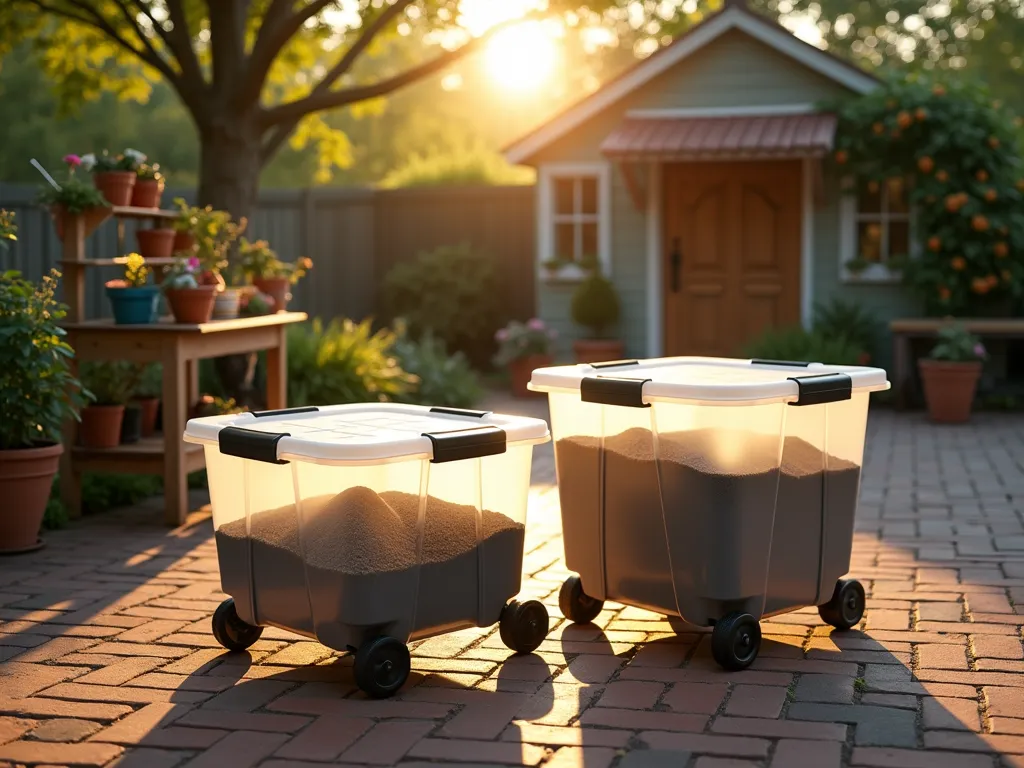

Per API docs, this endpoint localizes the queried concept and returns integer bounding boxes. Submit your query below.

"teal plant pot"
[107,285,160,325]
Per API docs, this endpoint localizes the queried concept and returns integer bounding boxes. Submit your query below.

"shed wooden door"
[663,161,802,357]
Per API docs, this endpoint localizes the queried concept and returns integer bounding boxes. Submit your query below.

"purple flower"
[495,328,509,342]
[973,342,986,358]
[187,256,200,271]
[527,318,545,331]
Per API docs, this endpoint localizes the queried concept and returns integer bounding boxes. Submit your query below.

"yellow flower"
[123,253,149,287]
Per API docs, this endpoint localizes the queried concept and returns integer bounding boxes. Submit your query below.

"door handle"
[670,237,682,293]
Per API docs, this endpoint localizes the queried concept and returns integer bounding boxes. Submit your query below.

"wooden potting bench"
[57,207,306,526]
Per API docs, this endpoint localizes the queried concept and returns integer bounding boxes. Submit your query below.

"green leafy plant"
[382,243,499,353]
[170,197,246,276]
[82,148,146,173]
[79,361,142,406]
[162,255,201,290]
[571,273,621,338]
[37,160,109,214]
[492,318,556,367]
[813,298,881,364]
[136,163,163,182]
[134,363,162,399]
[742,326,866,366]
[287,318,418,407]
[392,319,482,409]
[832,76,1024,315]
[928,323,987,362]
[0,269,90,449]
[0,209,17,250]
[238,238,312,284]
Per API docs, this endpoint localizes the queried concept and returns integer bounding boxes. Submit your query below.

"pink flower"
[63,154,81,167]
[527,318,545,331]
[495,328,509,342]
[973,342,986,358]
[187,256,200,271]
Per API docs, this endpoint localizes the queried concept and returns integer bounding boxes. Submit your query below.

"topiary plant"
[570,273,620,339]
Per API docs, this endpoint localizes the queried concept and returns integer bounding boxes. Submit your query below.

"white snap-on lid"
[529,356,889,406]
[183,403,550,465]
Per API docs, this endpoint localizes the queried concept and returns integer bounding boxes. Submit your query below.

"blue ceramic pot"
[106,285,160,325]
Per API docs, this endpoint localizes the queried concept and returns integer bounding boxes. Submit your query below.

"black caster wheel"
[499,599,549,654]
[818,578,865,630]
[711,612,761,671]
[211,598,263,652]
[558,575,604,624]
[354,636,410,699]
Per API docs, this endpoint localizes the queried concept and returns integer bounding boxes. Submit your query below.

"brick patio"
[2,399,1024,768]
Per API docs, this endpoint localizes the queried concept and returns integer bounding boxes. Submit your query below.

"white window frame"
[537,162,612,281]
[839,176,917,283]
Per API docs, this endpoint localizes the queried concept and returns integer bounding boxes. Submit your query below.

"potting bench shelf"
[73,437,205,475]
[59,257,180,268]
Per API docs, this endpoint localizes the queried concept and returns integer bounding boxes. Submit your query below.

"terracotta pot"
[573,338,626,365]
[93,171,136,207]
[130,178,164,209]
[0,443,62,553]
[165,286,216,324]
[508,354,553,398]
[136,228,175,260]
[213,288,242,320]
[918,358,982,424]
[80,405,125,449]
[173,231,196,253]
[253,276,291,312]
[134,397,159,437]
[51,204,111,240]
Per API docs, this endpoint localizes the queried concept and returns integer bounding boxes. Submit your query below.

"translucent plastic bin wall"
[548,390,870,626]
[204,444,533,650]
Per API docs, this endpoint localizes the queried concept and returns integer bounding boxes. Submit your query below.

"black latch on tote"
[423,425,506,463]
[252,406,319,418]
[580,376,651,408]
[788,373,852,406]
[218,426,290,464]
[429,406,489,418]
[750,359,811,368]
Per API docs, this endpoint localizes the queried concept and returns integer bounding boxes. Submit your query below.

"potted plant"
[918,323,987,424]
[162,256,217,324]
[542,257,569,278]
[0,266,89,553]
[131,163,165,209]
[38,156,111,239]
[132,363,161,438]
[82,149,145,207]
[190,203,246,289]
[239,288,274,317]
[78,361,140,448]
[238,238,311,312]
[136,223,176,262]
[493,319,557,398]
[171,197,198,253]
[570,272,624,363]
[105,253,159,325]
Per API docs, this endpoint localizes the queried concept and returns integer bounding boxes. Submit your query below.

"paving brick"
[106,746,192,768]
[515,682,599,726]
[860,693,919,709]
[40,682,210,705]
[76,657,165,686]
[178,730,288,768]
[0,696,132,721]
[850,747,994,767]
[917,602,964,622]
[200,680,294,712]
[273,716,371,760]
[922,696,981,731]
[579,707,706,732]
[0,717,34,745]
[29,718,102,742]
[662,682,728,714]
[554,654,623,684]
[595,681,663,710]
[712,715,847,741]
[261,642,334,667]
[175,710,311,733]
[794,674,854,704]
[973,636,1024,659]
[11,637,99,663]
[0,739,123,766]
[694,759,762,768]
[408,737,547,765]
[544,746,617,768]
[0,661,89,697]
[787,703,917,747]
[725,685,787,717]
[85,642,191,658]
[506,723,630,747]
[618,750,694,768]
[88,703,191,745]
[439,692,527,739]
[639,731,771,758]
[341,721,435,765]
[116,620,187,643]
[918,644,969,670]
[770,739,842,768]
[923,731,1024,753]
[866,610,910,630]
[991,718,1024,735]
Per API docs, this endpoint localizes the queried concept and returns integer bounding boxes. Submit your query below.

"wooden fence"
[0,183,536,325]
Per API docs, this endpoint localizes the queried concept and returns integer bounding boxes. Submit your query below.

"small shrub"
[79,361,142,406]
[742,326,866,366]
[928,323,987,362]
[493,319,557,367]
[287,318,418,407]
[571,274,620,338]
[392,319,483,409]
[382,243,499,355]
[813,298,882,364]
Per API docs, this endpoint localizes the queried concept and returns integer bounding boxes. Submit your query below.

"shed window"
[539,163,611,278]
[840,176,915,281]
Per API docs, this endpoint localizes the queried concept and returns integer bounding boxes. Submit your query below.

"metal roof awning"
[601,112,838,161]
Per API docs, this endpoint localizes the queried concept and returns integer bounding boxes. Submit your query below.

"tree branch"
[109,0,178,84]
[165,0,206,93]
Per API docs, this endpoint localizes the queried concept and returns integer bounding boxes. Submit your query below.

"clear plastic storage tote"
[184,404,551,697]
[529,357,889,671]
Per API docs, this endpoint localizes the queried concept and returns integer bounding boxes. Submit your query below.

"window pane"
[580,177,598,215]
[889,220,909,259]
[858,183,882,214]
[555,222,576,261]
[887,177,909,214]
[581,222,598,265]
[555,178,574,215]
[858,222,884,262]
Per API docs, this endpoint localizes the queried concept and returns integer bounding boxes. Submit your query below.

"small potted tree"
[918,323,987,424]
[82,149,146,207]
[78,362,139,448]
[493,319,557,398]
[105,253,159,325]
[239,238,312,312]
[570,272,624,363]
[38,155,111,239]
[0,266,89,553]
[131,162,165,208]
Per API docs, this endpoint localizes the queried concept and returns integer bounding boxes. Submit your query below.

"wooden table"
[890,317,1024,409]
[60,312,307,525]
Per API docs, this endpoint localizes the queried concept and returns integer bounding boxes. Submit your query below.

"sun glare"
[484,22,560,94]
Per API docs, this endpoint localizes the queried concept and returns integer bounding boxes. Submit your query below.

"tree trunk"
[196,115,266,410]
